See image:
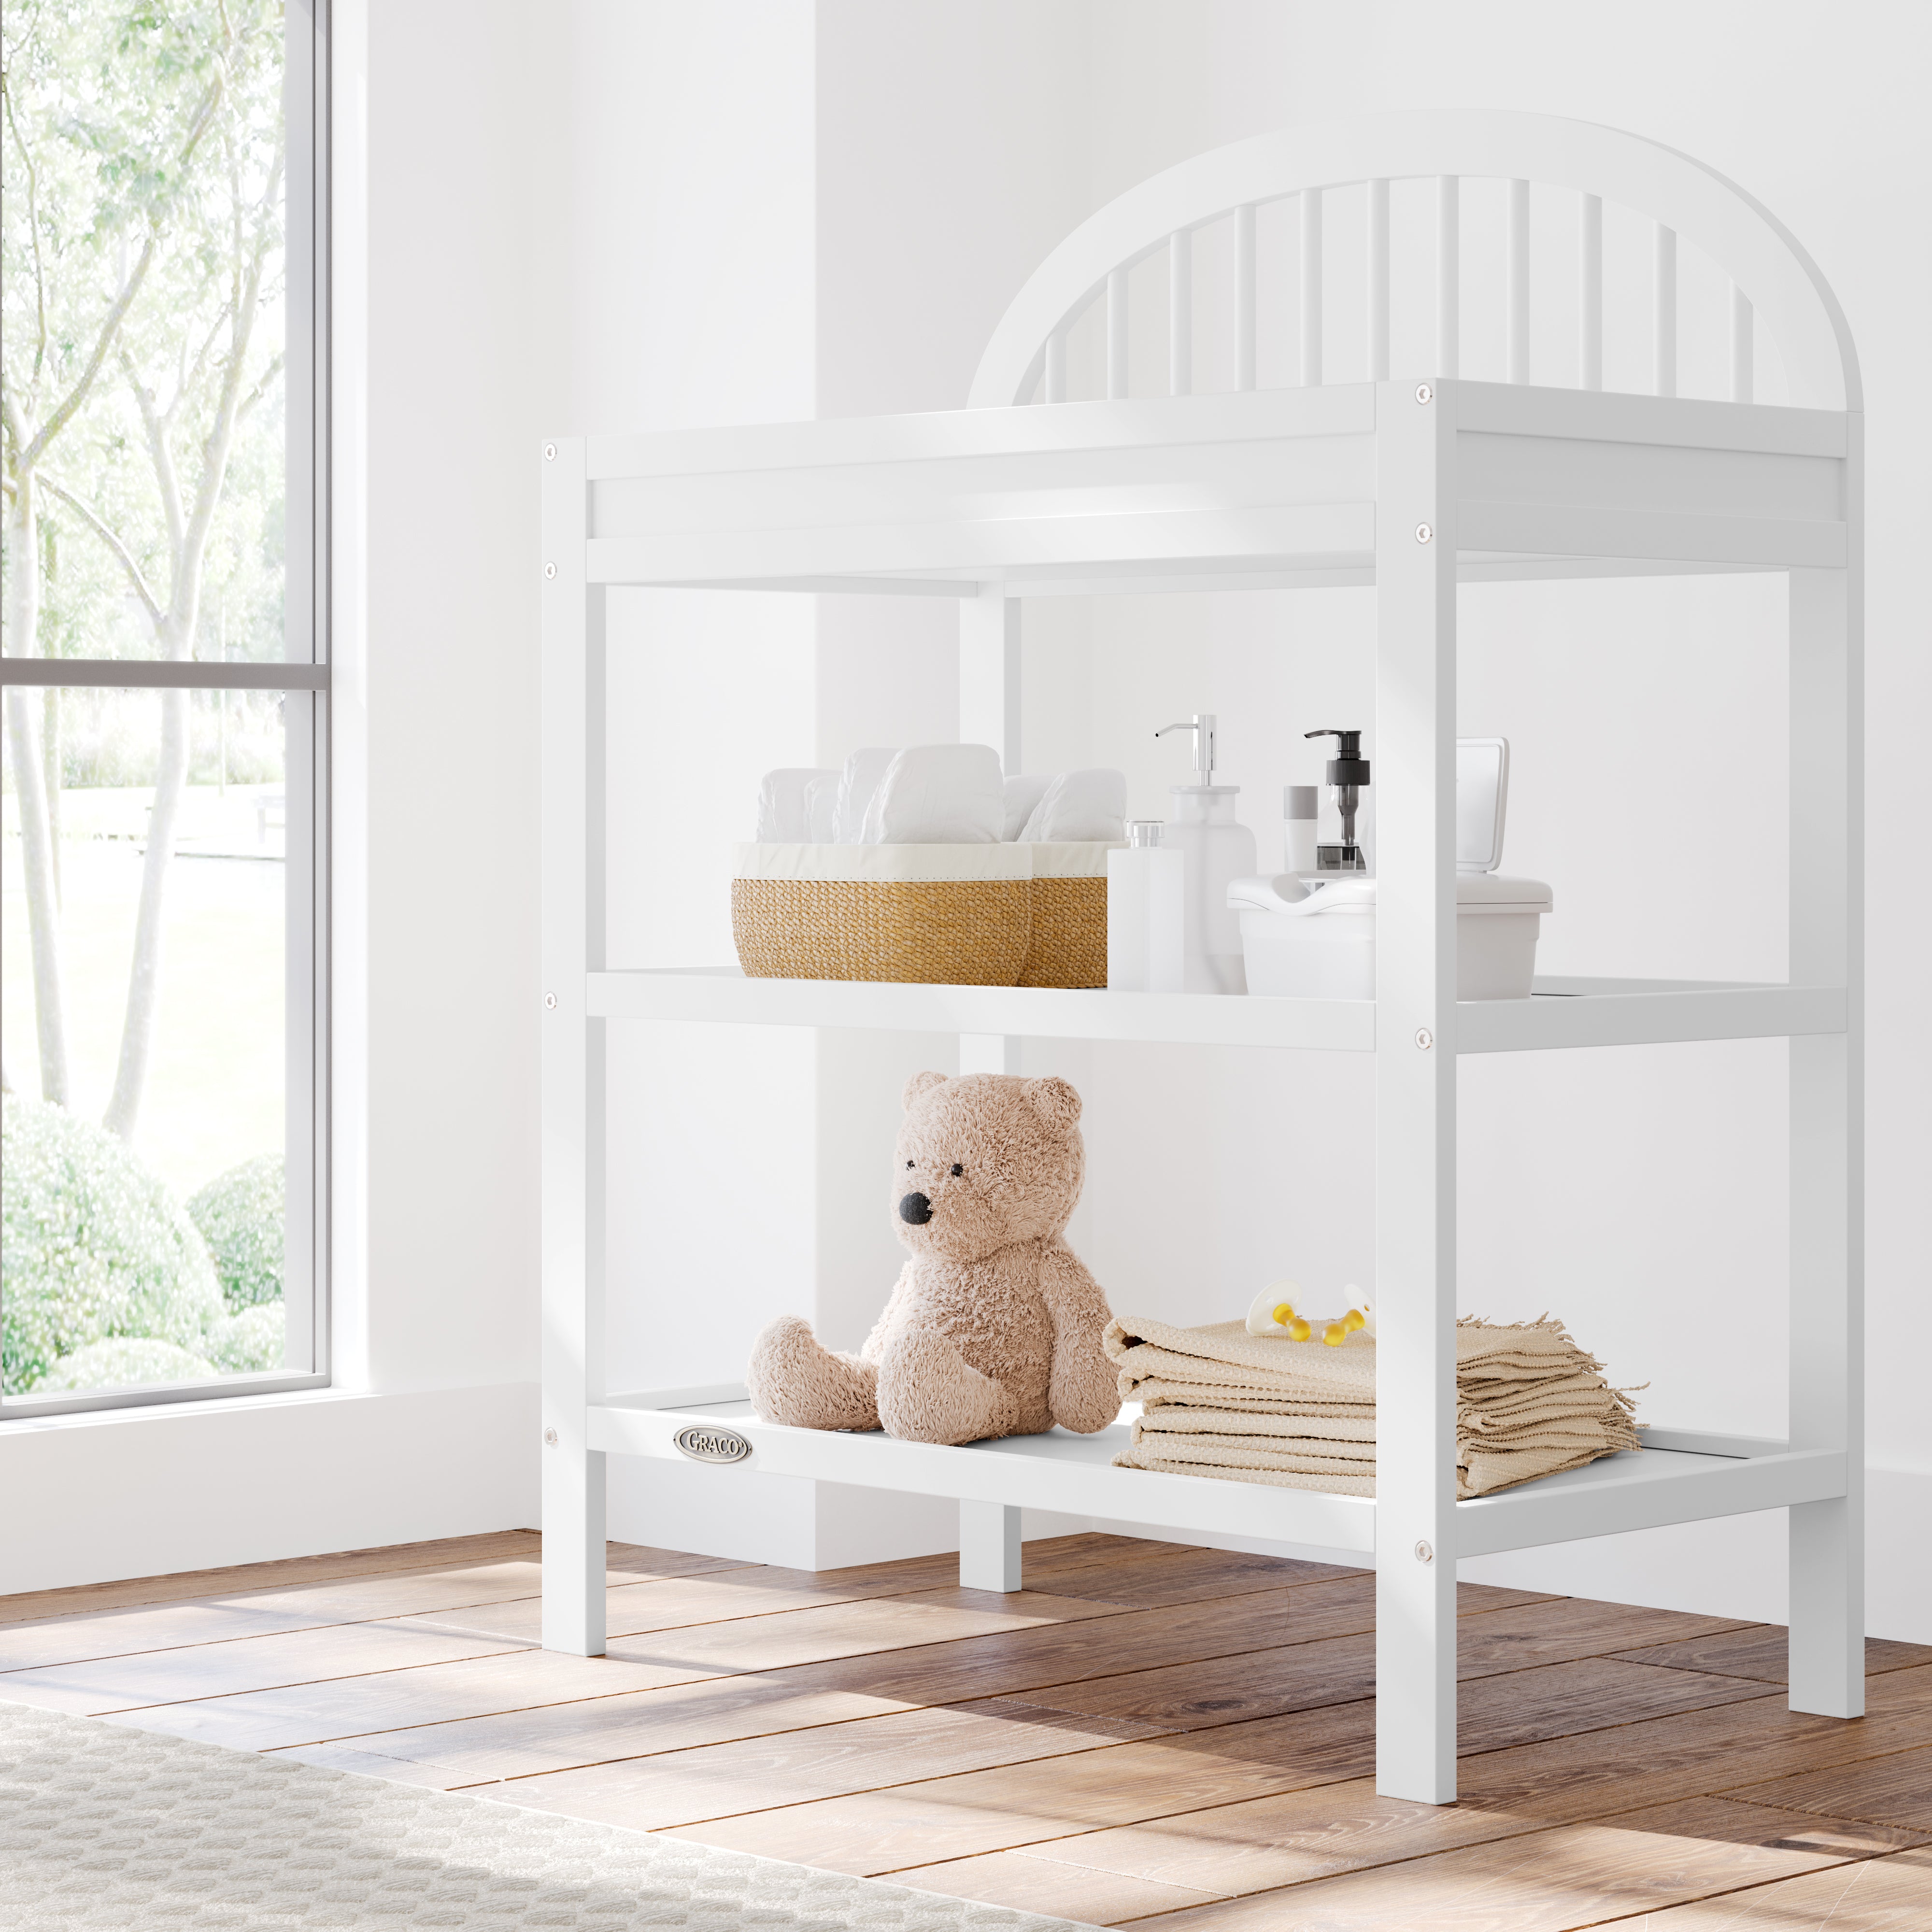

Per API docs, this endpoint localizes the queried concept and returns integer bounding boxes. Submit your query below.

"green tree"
[1,0,285,1137]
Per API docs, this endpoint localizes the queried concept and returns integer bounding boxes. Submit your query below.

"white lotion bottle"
[1154,713,1257,994]
[1107,821,1184,993]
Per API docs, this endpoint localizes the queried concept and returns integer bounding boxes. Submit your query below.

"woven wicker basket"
[1017,867,1110,988]
[732,842,1118,988]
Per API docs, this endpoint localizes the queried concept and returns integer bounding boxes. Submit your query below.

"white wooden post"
[1374,379,1459,1803]
[1579,193,1604,392]
[540,438,608,1656]
[1506,179,1530,385]
[958,582,1023,1584]
[1787,545,1864,1717]
[1299,187,1323,387]
[1045,328,1067,405]
[1730,284,1755,404]
[1435,177,1459,379]
[1235,204,1257,392]
[1107,267,1129,400]
[1170,230,1193,397]
[1366,180,1390,382]
[1654,224,1678,398]
[960,1498,1024,1592]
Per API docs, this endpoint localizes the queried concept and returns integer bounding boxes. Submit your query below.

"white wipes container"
[1228,871,1553,1000]
[1230,736,1550,1000]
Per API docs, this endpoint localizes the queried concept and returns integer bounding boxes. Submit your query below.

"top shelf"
[568,381,1848,596]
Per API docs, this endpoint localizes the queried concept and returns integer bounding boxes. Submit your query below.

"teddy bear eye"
[950,1163,964,1177]
[905,1159,914,1169]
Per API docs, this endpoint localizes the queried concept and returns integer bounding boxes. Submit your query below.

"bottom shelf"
[588,1391,1845,1561]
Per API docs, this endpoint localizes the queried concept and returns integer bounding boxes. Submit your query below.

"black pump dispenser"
[1305,728,1370,872]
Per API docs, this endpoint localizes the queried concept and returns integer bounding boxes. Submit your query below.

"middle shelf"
[587,968,1845,1055]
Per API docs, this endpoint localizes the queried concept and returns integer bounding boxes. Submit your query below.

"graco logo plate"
[674,1424,752,1465]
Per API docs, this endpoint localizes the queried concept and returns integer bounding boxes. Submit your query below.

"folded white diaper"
[860,743,1005,844]
[803,772,839,843]
[834,748,900,844]
[1001,774,1052,841]
[755,768,840,843]
[1019,768,1128,843]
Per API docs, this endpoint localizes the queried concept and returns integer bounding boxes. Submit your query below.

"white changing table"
[538,110,1862,1805]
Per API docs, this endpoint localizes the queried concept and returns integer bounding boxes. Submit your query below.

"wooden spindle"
[1299,186,1323,386]
[1579,193,1603,391]
[1730,281,1754,404]
[1170,230,1193,396]
[1435,176,1459,378]
[1107,266,1129,400]
[1653,223,1677,398]
[1235,203,1256,391]
[1366,178,1390,381]
[1507,177,1530,384]
[1045,327,1066,405]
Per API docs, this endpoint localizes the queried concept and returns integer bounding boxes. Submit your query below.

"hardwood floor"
[3,1530,1929,1930]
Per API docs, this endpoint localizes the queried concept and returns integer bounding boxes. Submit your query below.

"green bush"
[1,1095,224,1394]
[188,1154,284,1311]
[204,1302,285,1375]
[36,1338,218,1392]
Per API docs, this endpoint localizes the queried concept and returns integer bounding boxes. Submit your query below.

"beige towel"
[1108,1312,1640,1501]
[1113,1448,1379,1498]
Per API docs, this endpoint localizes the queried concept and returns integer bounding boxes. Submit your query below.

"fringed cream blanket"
[1103,1313,1641,1500]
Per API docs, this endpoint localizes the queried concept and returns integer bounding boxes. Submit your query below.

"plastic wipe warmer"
[1228,871,1552,1000]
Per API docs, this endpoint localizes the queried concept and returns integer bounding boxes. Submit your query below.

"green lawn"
[2,785,285,1201]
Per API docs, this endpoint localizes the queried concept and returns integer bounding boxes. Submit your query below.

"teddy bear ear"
[902,1071,949,1112]
[1023,1076,1081,1134]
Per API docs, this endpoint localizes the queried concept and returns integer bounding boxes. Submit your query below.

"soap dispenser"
[1154,712,1257,994]
[1306,728,1371,873]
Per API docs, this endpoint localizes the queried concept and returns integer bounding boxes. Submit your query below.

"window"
[1,0,327,1415]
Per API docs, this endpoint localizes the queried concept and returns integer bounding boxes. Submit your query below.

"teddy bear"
[746,1071,1118,1446]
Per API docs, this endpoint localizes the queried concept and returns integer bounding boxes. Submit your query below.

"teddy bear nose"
[898,1191,932,1226]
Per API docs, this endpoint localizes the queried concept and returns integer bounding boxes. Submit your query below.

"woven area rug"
[0,1701,1096,1931]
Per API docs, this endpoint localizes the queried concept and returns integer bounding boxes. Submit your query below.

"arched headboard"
[969,110,1858,415]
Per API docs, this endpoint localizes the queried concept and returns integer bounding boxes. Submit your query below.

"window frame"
[0,0,333,1420]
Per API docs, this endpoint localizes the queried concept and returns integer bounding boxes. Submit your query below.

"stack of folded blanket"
[1103,1313,1640,1499]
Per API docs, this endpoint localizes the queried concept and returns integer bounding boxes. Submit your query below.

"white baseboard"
[0,1384,540,1596]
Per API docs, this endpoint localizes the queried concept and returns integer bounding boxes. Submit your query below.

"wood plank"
[1722,1747,1932,1832]
[1458,1689,1932,1826]
[667,1675,1932,1882]
[955,1779,1921,1907]
[0,1619,530,1715]
[892,1776,1539,1900]
[107,1584,1154,1757]
[229,1594,1384,1790]
[885,1847,1224,1923]
[0,1530,545,1624]
[255,1672,916,1775]
[1454,1597,1756,1680]
[491,1696,1177,1832]
[663,1702,1379,1874]
[1614,1626,1932,1684]
[1627,1845,1932,1931]
[391,1564,977,1648]
[0,1557,619,1669]
[1122,1796,1922,1931]
[104,1648,706,1751]
[599,1586,1131,1677]
[1019,1643,1769,1753]
[1012,1547,1364,1610]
